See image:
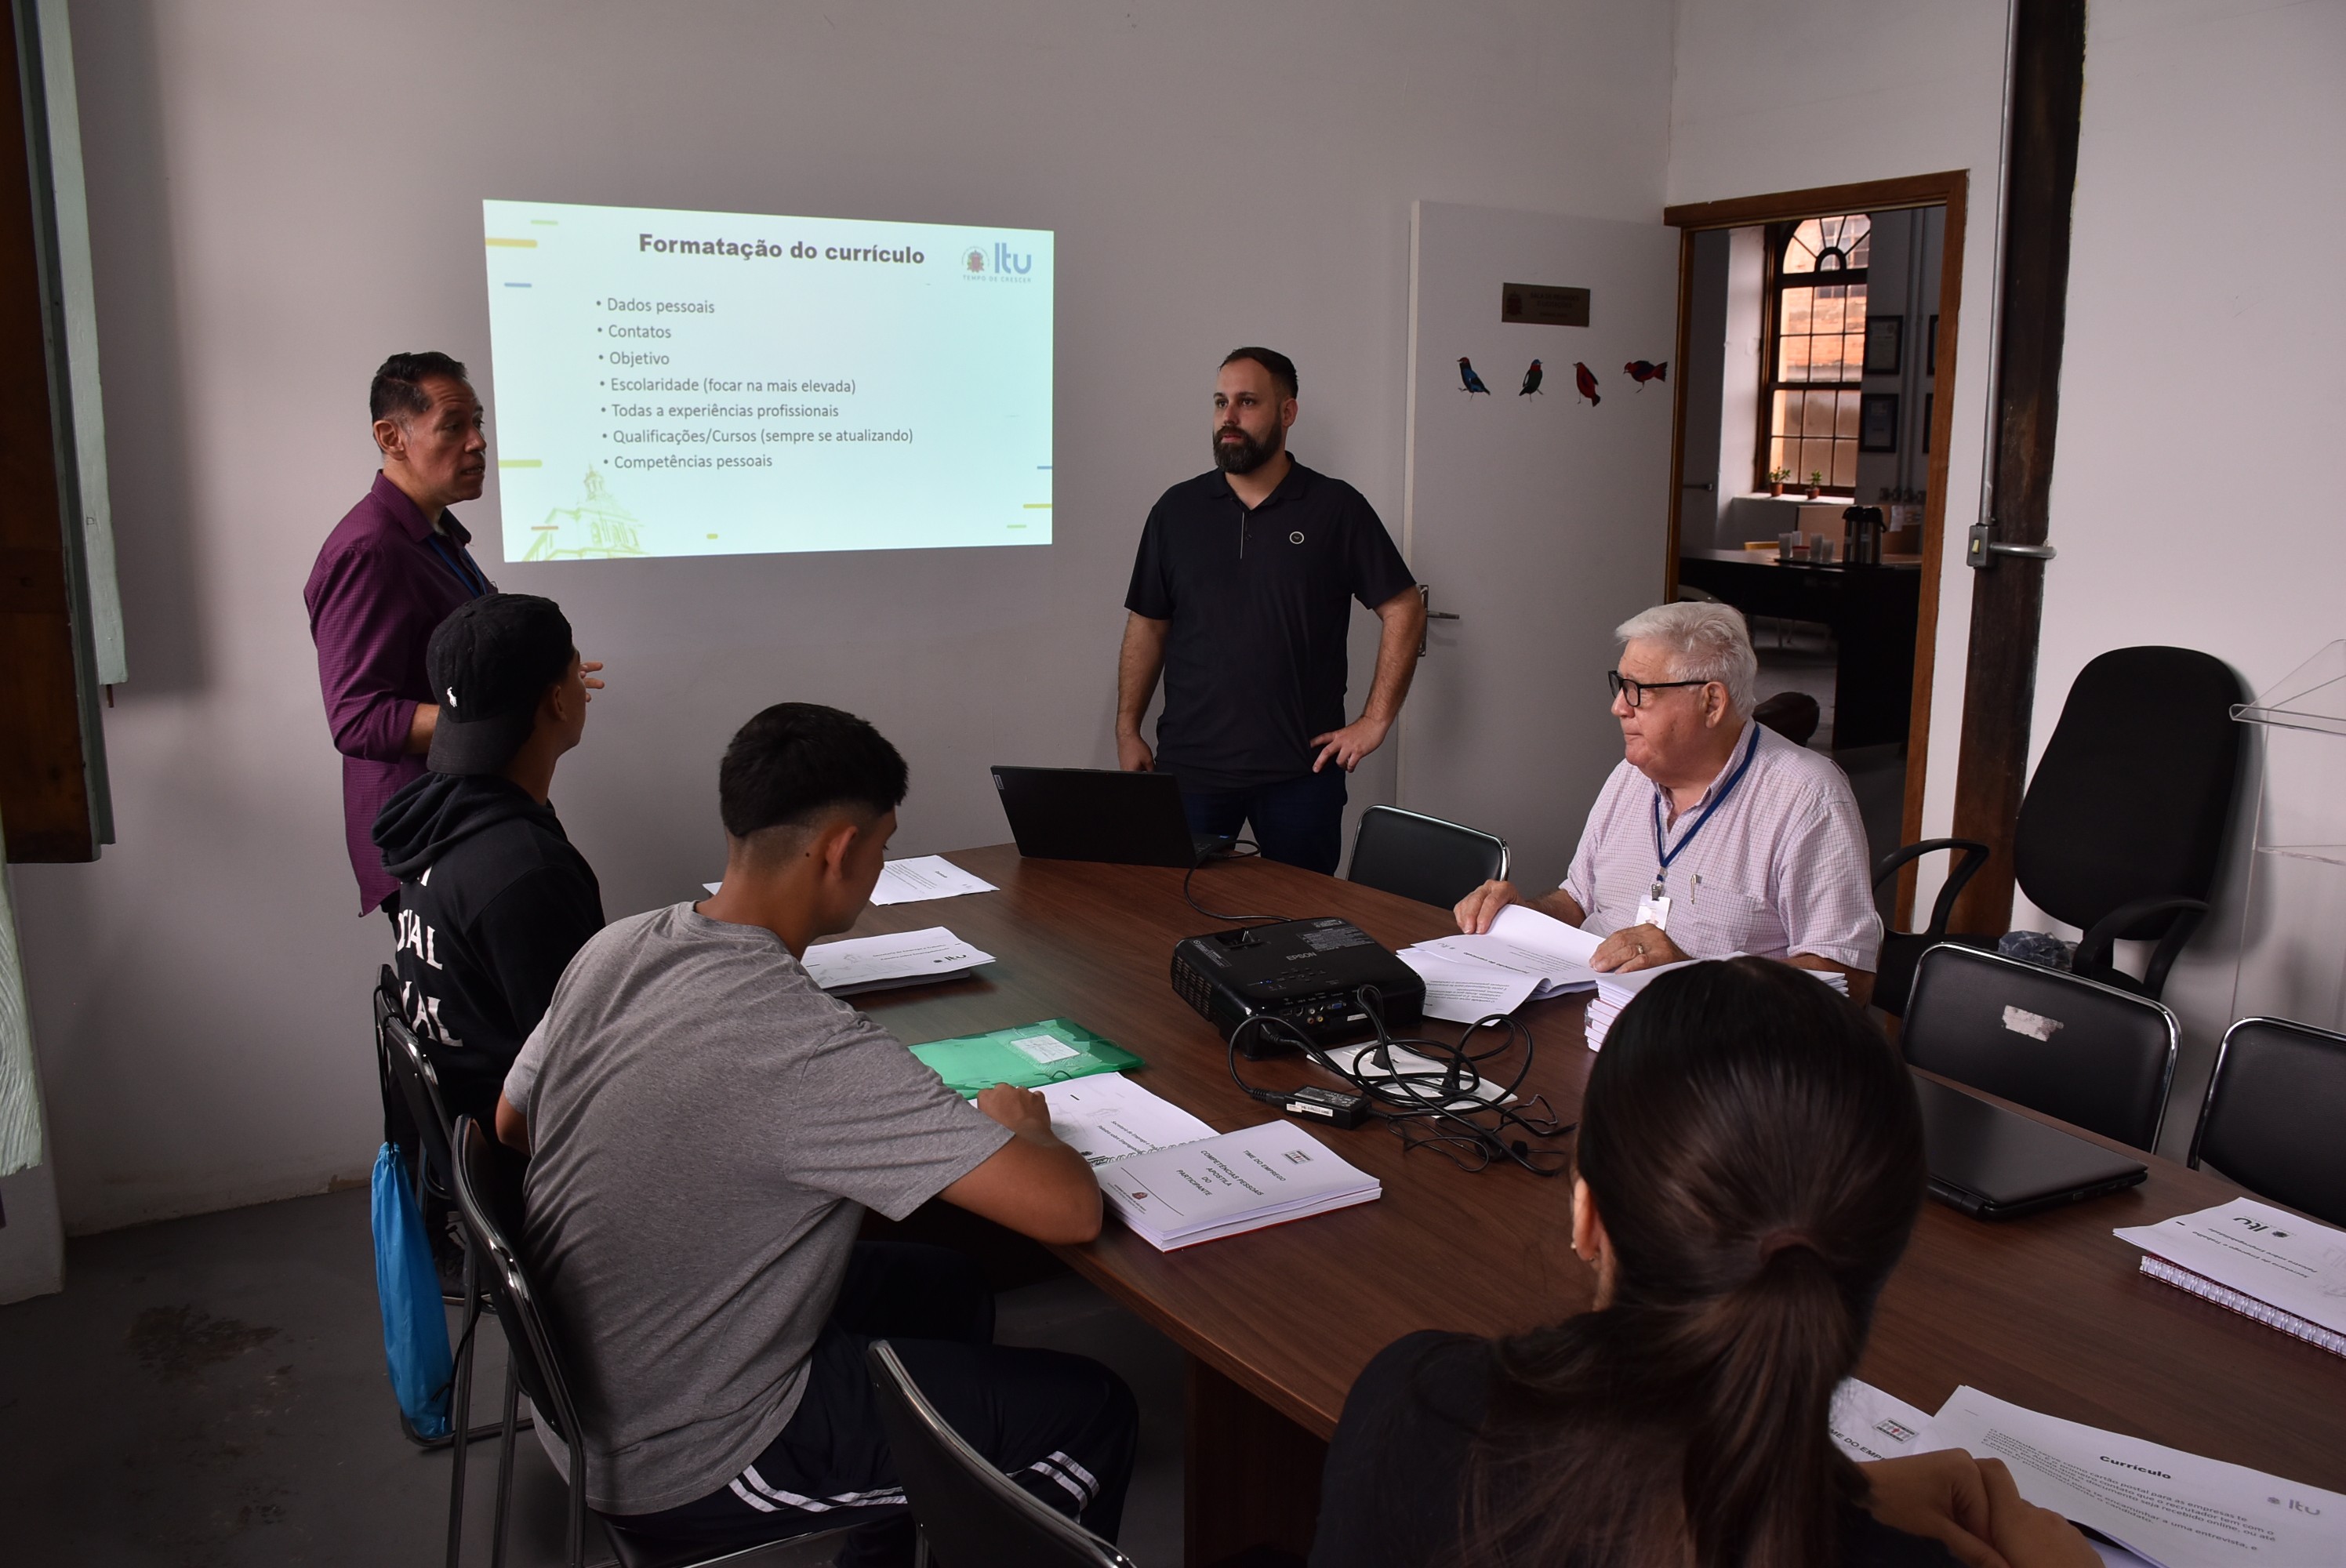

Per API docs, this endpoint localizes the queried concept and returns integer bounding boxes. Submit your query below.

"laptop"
[991,765,1235,868]
[1914,1073,2148,1221]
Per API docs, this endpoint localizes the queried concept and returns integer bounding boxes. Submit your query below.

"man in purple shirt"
[305,351,604,917]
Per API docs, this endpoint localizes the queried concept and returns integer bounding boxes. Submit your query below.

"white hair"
[1614,601,1758,716]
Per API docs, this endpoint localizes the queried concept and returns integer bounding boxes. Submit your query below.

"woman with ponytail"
[1309,957,2097,1568]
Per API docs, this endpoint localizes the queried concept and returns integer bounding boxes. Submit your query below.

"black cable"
[1227,985,1574,1177]
[1181,838,1292,924]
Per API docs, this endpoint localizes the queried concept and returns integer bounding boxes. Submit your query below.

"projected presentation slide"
[481,199,1053,561]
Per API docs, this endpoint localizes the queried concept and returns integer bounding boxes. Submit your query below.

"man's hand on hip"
[1116,733,1154,771]
[1310,714,1392,773]
[1590,924,1687,974]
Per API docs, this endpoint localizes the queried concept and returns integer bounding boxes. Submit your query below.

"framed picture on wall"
[1863,315,1903,375]
[1859,392,1900,452]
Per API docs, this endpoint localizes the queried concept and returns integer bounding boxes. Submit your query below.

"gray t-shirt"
[503,902,1011,1515]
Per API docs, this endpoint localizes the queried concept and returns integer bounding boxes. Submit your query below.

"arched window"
[1763,214,1870,493]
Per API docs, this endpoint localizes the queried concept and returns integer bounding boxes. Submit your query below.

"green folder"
[909,1018,1142,1097]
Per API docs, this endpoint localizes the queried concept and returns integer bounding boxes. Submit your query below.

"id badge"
[1635,895,1672,931]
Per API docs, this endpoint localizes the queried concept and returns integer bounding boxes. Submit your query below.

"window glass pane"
[1800,438,1833,482]
[1803,390,1839,436]
[1832,441,1858,488]
[1770,436,1787,476]
[1835,392,1861,441]
[1779,333,1813,381]
[1813,288,1846,336]
[1781,288,1813,334]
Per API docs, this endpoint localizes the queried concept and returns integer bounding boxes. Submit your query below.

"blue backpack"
[372,1140,454,1440]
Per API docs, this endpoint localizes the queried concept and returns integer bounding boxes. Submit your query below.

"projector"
[1170,917,1425,1057]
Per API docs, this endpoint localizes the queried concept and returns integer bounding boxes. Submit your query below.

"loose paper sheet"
[1828,1377,1934,1463]
[799,927,992,992]
[868,855,999,906]
[1927,1385,2344,1568]
[1396,950,1540,1022]
[1037,1074,1215,1167]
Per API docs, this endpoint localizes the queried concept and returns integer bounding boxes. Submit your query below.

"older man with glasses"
[1454,601,1880,1002]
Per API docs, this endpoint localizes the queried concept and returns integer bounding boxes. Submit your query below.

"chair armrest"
[2077,895,2208,997]
[1872,838,1990,939]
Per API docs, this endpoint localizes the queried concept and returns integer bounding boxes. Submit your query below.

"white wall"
[13,1,1675,1232]
[1669,0,2013,915]
[2016,0,2346,1150]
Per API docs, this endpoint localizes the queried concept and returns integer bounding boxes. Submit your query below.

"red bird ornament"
[1573,362,1601,406]
[1625,360,1669,390]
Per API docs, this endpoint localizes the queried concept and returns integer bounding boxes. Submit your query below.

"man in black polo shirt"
[1116,347,1424,873]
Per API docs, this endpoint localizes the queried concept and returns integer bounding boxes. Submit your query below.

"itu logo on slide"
[961,240,1036,283]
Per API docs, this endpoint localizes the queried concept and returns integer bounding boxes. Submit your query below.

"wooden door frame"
[1660,170,1970,926]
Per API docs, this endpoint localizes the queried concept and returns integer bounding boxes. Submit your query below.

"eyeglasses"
[1607,670,1713,708]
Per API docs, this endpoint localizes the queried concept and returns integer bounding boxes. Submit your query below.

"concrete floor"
[0,1189,1188,1567]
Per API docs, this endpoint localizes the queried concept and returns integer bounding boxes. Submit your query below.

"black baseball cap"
[426,593,576,776]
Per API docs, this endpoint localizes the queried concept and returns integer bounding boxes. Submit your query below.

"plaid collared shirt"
[1560,720,1881,971]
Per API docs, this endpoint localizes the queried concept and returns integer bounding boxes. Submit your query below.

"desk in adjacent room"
[1676,548,1923,748]
[843,845,2346,1566]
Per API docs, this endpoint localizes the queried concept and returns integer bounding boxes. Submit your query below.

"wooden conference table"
[844,844,2346,1566]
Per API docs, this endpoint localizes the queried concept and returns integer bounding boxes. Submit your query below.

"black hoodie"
[371,772,604,1124]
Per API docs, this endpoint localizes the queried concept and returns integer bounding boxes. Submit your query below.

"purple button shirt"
[304,471,496,913]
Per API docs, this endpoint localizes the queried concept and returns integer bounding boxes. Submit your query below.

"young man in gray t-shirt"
[497,702,1134,1562]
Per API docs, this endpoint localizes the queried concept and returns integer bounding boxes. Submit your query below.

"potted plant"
[1768,466,1790,497]
[1806,470,1824,499]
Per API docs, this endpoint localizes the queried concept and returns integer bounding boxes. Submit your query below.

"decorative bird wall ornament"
[1573,362,1601,406]
[1458,356,1491,395]
[1519,359,1544,396]
[1625,360,1669,390]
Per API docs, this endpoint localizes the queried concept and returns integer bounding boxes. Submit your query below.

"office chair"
[448,1118,850,1568]
[1901,943,2178,1152]
[1872,646,2244,1015]
[1752,691,1821,746]
[1346,805,1508,911]
[2188,1017,2346,1227]
[865,1339,1138,1568]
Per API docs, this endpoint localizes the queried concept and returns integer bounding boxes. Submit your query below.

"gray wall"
[16,1,1674,1232]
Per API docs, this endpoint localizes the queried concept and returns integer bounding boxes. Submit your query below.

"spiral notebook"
[2116,1196,2346,1360]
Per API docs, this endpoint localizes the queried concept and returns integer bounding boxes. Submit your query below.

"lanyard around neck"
[427,532,486,598]
[1651,722,1762,884]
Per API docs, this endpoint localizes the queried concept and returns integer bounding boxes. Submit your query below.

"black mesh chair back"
[2011,646,2245,992]
[865,1340,1136,1568]
[1901,944,2178,1152]
[1346,805,1508,911]
[2189,1018,2346,1227]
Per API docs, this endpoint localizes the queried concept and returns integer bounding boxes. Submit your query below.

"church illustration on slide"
[521,466,648,561]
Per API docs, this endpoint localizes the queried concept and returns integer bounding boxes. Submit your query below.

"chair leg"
[447,1250,481,1568]
[491,1359,521,1568]
[913,1529,931,1568]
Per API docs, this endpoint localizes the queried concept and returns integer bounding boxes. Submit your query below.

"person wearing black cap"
[372,593,605,1130]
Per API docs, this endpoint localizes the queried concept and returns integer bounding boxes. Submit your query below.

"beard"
[1212,423,1282,475]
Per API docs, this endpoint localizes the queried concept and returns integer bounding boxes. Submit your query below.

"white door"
[1396,201,1680,895]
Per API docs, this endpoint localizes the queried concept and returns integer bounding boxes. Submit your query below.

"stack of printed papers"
[1585,957,1846,1051]
[1398,905,1602,1022]
[1037,1073,1218,1166]
[800,927,993,994]
[1092,1117,1382,1251]
[2115,1196,2346,1358]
